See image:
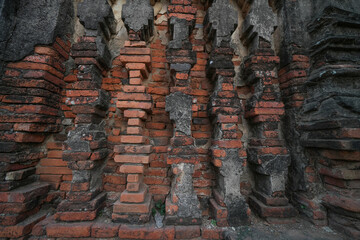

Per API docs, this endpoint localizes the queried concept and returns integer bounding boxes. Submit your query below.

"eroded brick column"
[0,1,73,237]
[274,0,327,226]
[300,1,360,237]
[240,0,297,223]
[204,0,250,226]
[164,0,202,225]
[112,0,154,224]
[56,0,115,222]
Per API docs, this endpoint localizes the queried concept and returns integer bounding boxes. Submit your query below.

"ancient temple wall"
[0,0,359,239]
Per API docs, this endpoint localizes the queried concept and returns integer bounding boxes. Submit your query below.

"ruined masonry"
[0,0,359,239]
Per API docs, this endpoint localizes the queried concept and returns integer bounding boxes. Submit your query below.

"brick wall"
[0,0,359,239]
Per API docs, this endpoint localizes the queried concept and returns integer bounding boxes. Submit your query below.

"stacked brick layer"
[0,0,359,239]
[112,41,154,223]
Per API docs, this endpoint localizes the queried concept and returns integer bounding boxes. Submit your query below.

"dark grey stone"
[248,152,291,175]
[217,149,249,225]
[64,126,91,153]
[170,17,190,41]
[277,0,312,67]
[0,0,74,62]
[78,0,116,34]
[241,0,277,50]
[205,0,238,47]
[312,0,360,17]
[165,92,193,136]
[172,163,202,219]
[254,172,287,196]
[72,170,91,183]
[96,36,113,68]
[168,17,193,49]
[122,0,154,41]
[170,63,192,72]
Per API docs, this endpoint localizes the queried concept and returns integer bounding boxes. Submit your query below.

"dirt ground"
[221,215,349,240]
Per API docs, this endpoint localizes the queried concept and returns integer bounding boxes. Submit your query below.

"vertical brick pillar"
[112,41,154,223]
[204,0,250,226]
[55,0,115,222]
[112,0,154,224]
[164,0,202,225]
[240,0,297,223]
[300,2,360,238]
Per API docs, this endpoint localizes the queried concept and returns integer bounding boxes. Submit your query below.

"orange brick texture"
[1,0,360,239]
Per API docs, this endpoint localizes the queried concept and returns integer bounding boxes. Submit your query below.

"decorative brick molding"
[204,0,250,226]
[240,0,297,223]
[112,0,155,224]
[55,0,115,223]
[164,0,202,225]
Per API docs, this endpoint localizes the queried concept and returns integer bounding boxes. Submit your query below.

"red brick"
[213,140,242,148]
[91,222,120,238]
[120,47,151,55]
[123,85,146,93]
[121,135,146,144]
[175,225,200,239]
[104,175,126,185]
[7,62,63,78]
[36,166,72,175]
[149,185,170,195]
[55,210,97,221]
[46,222,92,237]
[127,118,144,126]
[120,55,151,64]
[115,155,150,164]
[113,196,151,214]
[201,227,223,239]
[124,41,147,47]
[124,110,148,119]
[126,63,149,78]
[120,186,147,203]
[119,224,175,239]
[119,164,144,174]
[130,77,143,85]
[127,174,141,183]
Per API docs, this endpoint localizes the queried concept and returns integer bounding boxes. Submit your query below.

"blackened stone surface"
[122,0,154,41]
[0,0,16,67]
[277,0,312,67]
[254,172,287,196]
[241,0,277,49]
[170,63,192,72]
[205,0,238,47]
[313,0,360,17]
[96,36,113,68]
[0,0,74,62]
[78,0,116,34]
[168,17,193,49]
[248,151,290,175]
[166,92,193,136]
[170,18,190,41]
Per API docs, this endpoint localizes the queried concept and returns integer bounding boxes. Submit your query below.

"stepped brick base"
[112,194,153,224]
[249,195,297,224]
[0,210,47,239]
[30,216,226,239]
